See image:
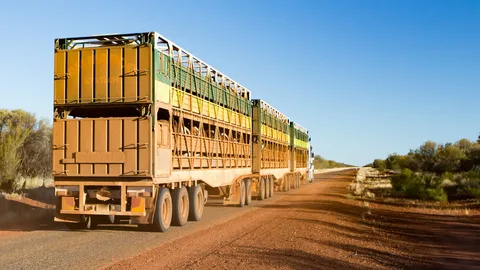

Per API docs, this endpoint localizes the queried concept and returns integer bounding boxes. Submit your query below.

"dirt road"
[1,170,478,270]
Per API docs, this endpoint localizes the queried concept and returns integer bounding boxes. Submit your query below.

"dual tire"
[151,185,204,232]
[258,178,273,200]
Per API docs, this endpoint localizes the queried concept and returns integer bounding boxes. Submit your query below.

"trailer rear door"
[52,116,152,177]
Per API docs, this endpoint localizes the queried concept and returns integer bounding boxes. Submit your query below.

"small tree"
[455,138,472,151]
[434,144,465,173]
[18,118,52,178]
[0,110,36,191]
[414,141,437,172]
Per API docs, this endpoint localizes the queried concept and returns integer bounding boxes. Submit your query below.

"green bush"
[425,187,448,202]
[462,168,480,199]
[373,159,386,170]
[391,169,425,198]
[391,169,449,201]
[370,136,480,202]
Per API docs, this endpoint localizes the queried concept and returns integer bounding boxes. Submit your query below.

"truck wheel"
[172,186,189,226]
[258,178,265,200]
[86,216,99,230]
[188,185,204,221]
[153,188,172,232]
[238,180,246,207]
[265,178,270,199]
[245,179,252,205]
[269,178,274,198]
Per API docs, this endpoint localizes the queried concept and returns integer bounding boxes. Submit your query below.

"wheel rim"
[196,190,202,214]
[241,182,246,203]
[162,196,170,225]
[181,193,188,218]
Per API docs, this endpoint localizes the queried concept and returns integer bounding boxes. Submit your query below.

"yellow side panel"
[139,46,151,99]
[209,104,215,118]
[202,100,209,116]
[54,51,66,103]
[95,49,108,102]
[171,89,180,107]
[81,50,94,102]
[225,109,230,123]
[109,48,123,101]
[184,94,191,111]
[232,112,238,125]
[218,107,223,121]
[124,47,138,101]
[155,81,170,104]
[66,50,80,102]
[192,96,199,114]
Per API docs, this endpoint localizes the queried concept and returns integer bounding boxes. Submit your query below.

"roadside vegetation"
[0,109,52,192]
[367,135,480,202]
[314,155,353,169]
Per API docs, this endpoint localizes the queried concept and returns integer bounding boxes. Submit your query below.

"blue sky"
[0,0,478,166]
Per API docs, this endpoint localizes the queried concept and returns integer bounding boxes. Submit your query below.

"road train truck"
[52,32,313,232]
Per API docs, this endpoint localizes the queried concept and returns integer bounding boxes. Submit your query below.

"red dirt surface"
[105,170,480,270]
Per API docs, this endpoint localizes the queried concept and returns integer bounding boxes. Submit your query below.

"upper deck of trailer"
[55,32,251,103]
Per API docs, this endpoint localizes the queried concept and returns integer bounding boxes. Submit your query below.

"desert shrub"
[385,154,407,171]
[461,168,480,199]
[391,169,425,198]
[433,144,466,174]
[391,169,449,201]
[370,136,480,202]
[373,159,386,170]
[425,187,448,202]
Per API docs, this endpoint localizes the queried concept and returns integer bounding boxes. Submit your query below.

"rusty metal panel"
[109,119,123,175]
[52,121,65,175]
[123,118,137,175]
[66,50,80,102]
[54,51,66,103]
[81,50,94,102]
[95,49,108,102]
[53,117,151,178]
[79,120,93,175]
[75,152,125,163]
[109,48,123,101]
[94,119,107,175]
[138,118,151,175]
[65,121,78,176]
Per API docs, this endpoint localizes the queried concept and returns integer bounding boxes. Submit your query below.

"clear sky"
[0,0,478,166]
